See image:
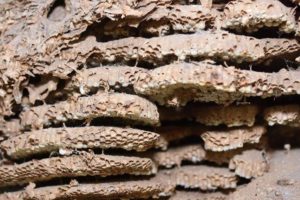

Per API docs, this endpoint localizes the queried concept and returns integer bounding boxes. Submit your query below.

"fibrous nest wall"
[0,0,300,199]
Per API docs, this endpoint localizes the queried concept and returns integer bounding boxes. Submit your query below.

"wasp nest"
[222,0,296,33]
[1,0,300,199]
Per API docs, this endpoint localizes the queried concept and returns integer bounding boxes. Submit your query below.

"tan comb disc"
[138,5,217,35]
[0,178,174,200]
[152,144,206,168]
[20,92,159,129]
[222,0,296,33]
[173,166,238,190]
[264,105,300,127]
[134,62,300,106]
[63,31,300,69]
[0,153,156,187]
[105,5,217,37]
[1,126,159,159]
[229,149,269,179]
[201,126,266,152]
[64,66,148,95]
[204,135,269,166]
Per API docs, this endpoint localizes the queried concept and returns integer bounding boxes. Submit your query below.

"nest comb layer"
[0,126,159,159]
[20,92,160,129]
[0,153,156,187]
[0,177,175,200]
[0,0,300,199]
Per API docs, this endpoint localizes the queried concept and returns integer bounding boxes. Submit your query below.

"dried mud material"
[1,0,300,199]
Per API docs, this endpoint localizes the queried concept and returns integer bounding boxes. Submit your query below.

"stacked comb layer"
[0,0,300,199]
